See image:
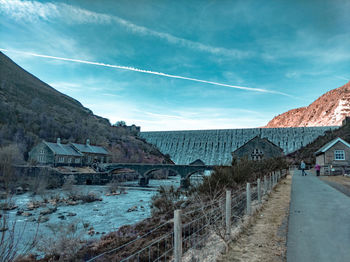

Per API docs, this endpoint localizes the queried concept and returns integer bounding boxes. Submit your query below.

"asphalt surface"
[287,170,350,262]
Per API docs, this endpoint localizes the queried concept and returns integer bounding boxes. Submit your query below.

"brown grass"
[319,175,350,196]
[320,175,350,187]
[219,175,292,262]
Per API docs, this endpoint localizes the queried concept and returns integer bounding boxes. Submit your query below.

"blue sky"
[1,0,349,131]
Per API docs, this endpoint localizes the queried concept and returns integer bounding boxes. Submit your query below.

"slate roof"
[315,137,350,155]
[232,136,283,154]
[71,143,109,155]
[189,159,205,166]
[44,141,83,156]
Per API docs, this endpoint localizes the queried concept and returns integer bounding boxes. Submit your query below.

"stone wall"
[140,126,339,165]
[14,166,138,186]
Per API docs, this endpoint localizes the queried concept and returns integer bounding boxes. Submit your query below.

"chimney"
[57,138,61,144]
[86,139,90,145]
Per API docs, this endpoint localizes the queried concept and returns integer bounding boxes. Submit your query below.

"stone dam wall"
[140,126,339,165]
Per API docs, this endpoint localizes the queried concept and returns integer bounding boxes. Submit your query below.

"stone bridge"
[99,163,216,188]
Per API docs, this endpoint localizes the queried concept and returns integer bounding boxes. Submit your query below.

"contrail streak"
[0,48,291,96]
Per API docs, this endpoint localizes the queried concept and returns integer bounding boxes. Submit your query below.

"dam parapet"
[140,126,339,165]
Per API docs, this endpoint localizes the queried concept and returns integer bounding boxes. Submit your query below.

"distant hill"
[0,51,169,163]
[266,81,350,128]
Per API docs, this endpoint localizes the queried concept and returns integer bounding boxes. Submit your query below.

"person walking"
[315,164,321,176]
[300,160,306,176]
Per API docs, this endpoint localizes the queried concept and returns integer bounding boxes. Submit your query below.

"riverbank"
[1,176,181,258]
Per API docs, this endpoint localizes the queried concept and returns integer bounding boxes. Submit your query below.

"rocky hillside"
[266,81,350,128]
[0,51,169,163]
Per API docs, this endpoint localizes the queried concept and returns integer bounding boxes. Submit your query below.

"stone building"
[231,136,284,161]
[315,137,350,175]
[71,139,110,165]
[29,138,109,167]
[28,138,83,166]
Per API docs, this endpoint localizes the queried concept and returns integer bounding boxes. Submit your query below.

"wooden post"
[269,174,272,191]
[174,209,182,262]
[257,178,261,204]
[246,183,251,215]
[264,175,267,195]
[225,190,231,238]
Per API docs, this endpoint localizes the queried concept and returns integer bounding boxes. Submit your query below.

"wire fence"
[86,169,288,262]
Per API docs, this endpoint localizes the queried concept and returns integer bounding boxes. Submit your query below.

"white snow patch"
[333,99,349,123]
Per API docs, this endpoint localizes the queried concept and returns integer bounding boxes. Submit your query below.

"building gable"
[315,137,350,155]
[232,136,283,161]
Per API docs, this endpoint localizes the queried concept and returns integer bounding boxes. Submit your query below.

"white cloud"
[259,30,350,64]
[1,48,290,96]
[335,75,350,82]
[130,107,270,131]
[0,0,250,58]
[49,82,82,93]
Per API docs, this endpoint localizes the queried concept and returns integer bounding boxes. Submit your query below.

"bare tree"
[190,181,230,251]
[0,213,39,262]
[0,144,23,194]
[62,175,77,197]
[37,221,85,261]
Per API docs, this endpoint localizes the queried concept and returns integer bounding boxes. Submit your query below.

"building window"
[38,156,45,162]
[251,149,263,161]
[58,157,65,163]
[75,158,80,164]
[88,156,92,163]
[334,150,345,160]
[39,149,45,154]
[68,158,72,163]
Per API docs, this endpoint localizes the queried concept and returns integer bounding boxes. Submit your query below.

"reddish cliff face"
[265,81,350,128]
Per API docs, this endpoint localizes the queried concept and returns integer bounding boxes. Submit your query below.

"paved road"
[287,170,350,262]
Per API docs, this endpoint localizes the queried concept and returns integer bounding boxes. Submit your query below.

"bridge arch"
[102,163,215,188]
[142,168,181,179]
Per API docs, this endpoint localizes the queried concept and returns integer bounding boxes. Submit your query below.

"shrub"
[62,175,77,197]
[150,186,184,216]
[196,157,289,196]
[37,222,84,261]
[107,178,119,193]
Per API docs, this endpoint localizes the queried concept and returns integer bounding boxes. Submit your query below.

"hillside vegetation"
[289,120,350,164]
[0,52,169,163]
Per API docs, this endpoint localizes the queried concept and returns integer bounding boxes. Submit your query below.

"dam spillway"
[140,126,339,165]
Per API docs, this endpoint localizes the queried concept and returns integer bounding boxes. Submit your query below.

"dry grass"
[319,175,350,188]
[219,175,292,262]
[319,175,350,197]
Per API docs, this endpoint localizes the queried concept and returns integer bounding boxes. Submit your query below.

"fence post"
[257,178,261,204]
[264,175,267,195]
[174,209,182,262]
[270,173,273,189]
[275,172,278,184]
[246,183,251,215]
[225,190,231,238]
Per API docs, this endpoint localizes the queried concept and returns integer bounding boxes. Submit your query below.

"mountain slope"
[0,51,168,163]
[266,81,350,128]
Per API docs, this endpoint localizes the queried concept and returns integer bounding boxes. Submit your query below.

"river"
[1,176,185,255]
